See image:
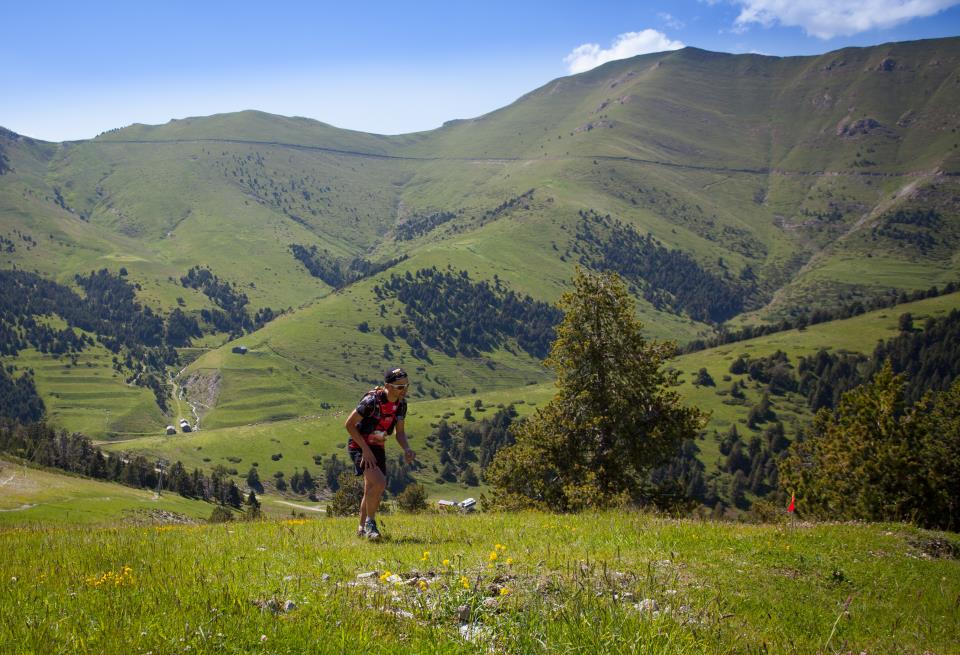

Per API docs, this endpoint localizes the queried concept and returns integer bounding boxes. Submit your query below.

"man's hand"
[403,448,416,464]
[361,451,377,469]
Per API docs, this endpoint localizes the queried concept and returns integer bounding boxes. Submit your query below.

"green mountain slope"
[2,37,960,440]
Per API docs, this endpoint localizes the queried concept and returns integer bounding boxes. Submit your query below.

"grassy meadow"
[1,511,957,654]
[0,459,212,527]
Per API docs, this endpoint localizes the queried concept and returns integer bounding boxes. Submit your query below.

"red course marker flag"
[787,493,795,513]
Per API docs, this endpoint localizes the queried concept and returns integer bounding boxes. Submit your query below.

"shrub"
[326,471,364,516]
[396,482,428,512]
[208,505,234,523]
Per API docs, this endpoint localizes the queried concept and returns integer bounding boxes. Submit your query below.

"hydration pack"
[356,387,405,436]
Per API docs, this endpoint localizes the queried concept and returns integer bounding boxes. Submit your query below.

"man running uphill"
[344,368,416,540]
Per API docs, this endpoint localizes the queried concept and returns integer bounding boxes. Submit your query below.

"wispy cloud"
[658,12,686,29]
[564,29,685,74]
[732,0,960,39]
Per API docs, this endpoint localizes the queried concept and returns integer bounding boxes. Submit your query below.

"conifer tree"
[779,363,960,530]
[487,268,705,510]
[246,466,262,493]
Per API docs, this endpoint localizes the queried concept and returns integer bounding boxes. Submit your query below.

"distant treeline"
[395,190,536,242]
[1,269,161,355]
[0,367,44,424]
[649,438,710,509]
[289,244,407,289]
[422,404,518,486]
[721,308,959,419]
[0,142,10,175]
[395,211,457,241]
[872,208,946,254]
[680,281,959,354]
[481,190,535,224]
[0,422,245,507]
[180,266,277,339]
[0,269,182,411]
[647,413,789,514]
[655,308,960,514]
[796,308,960,409]
[376,268,562,359]
[571,210,752,324]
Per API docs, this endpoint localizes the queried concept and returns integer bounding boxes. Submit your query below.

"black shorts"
[349,443,386,476]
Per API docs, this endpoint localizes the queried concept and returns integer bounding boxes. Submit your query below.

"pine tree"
[246,466,263,493]
[396,482,429,512]
[300,468,315,492]
[779,363,960,530]
[327,471,364,516]
[226,481,243,508]
[487,268,705,511]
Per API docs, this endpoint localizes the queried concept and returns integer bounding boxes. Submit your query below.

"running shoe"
[363,517,381,541]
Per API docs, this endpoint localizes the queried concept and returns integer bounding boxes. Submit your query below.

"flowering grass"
[1,512,958,654]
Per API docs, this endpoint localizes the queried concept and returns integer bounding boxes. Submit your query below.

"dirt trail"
[97,138,953,179]
[275,501,326,513]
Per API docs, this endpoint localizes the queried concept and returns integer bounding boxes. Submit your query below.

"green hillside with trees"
[2,37,960,523]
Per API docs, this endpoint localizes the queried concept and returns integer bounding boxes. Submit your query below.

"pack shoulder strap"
[365,387,384,419]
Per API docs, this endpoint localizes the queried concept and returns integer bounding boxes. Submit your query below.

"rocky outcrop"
[836,117,891,138]
[574,120,614,134]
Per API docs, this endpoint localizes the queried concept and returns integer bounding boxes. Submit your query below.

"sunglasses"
[388,383,409,389]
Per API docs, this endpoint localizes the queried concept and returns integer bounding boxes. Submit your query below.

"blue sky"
[3,0,959,141]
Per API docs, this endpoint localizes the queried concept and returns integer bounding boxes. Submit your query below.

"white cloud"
[732,0,960,39]
[658,12,687,29]
[564,29,685,74]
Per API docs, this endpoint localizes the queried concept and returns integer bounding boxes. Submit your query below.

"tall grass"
[2,512,957,653]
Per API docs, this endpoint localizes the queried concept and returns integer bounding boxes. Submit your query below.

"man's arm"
[344,410,377,468]
[394,419,416,464]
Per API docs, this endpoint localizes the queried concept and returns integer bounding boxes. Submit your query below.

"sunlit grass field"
[100,384,552,500]
[671,290,960,459]
[2,511,957,654]
[0,460,212,527]
[7,343,168,439]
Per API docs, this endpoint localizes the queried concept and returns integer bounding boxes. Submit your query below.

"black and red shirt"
[349,389,407,449]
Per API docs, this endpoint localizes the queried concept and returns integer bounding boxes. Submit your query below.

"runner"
[344,367,416,540]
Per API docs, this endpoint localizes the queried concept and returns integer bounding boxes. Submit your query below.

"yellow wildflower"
[418,580,428,591]
[420,550,430,562]
[442,559,450,568]
[488,551,498,562]
[506,557,513,566]
[499,587,511,596]
[460,576,470,589]
[495,544,506,552]
[85,566,134,589]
